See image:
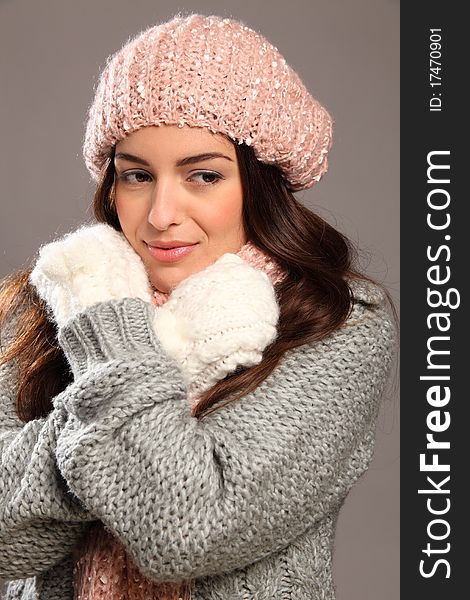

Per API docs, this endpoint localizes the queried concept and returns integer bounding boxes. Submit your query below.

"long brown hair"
[0,139,397,424]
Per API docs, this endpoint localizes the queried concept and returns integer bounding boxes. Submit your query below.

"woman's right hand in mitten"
[29,223,153,328]
[153,253,280,400]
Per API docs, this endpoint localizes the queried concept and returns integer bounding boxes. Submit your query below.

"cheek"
[115,200,142,239]
[203,191,244,233]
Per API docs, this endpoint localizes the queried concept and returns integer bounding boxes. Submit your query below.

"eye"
[189,171,223,186]
[116,170,152,185]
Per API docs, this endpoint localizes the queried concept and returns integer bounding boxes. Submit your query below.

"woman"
[0,13,397,600]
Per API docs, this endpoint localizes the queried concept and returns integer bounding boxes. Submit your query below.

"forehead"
[115,124,235,156]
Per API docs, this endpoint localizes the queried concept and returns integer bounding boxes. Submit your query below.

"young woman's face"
[114,124,246,293]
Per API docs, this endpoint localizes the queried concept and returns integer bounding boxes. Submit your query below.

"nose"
[147,177,183,231]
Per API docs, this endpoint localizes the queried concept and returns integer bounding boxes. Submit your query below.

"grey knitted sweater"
[0,279,396,599]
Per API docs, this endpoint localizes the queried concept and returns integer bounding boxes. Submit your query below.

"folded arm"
[54,295,396,582]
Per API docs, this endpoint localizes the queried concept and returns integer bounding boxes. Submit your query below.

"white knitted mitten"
[29,223,152,327]
[153,253,280,400]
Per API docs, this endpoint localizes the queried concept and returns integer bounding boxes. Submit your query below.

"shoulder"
[0,301,21,361]
[341,276,396,352]
[347,276,389,306]
[0,309,22,431]
[284,277,397,379]
[344,276,397,345]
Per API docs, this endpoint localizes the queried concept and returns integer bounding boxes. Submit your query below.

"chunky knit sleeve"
[52,283,396,582]
[0,318,91,580]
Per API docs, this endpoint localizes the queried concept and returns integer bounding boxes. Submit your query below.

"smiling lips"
[149,240,196,249]
[146,241,198,262]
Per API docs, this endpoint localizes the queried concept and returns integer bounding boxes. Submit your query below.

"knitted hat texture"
[83,13,334,190]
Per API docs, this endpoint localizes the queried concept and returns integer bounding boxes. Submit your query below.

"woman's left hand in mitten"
[29,223,152,327]
[153,253,280,401]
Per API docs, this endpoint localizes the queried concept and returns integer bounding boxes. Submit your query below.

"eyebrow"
[114,151,234,167]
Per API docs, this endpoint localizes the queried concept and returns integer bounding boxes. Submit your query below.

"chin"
[151,273,186,295]
[149,258,212,294]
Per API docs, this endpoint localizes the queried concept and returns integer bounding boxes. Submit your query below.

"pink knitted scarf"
[72,241,287,600]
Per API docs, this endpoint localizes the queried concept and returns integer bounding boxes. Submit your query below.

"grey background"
[0,1,399,598]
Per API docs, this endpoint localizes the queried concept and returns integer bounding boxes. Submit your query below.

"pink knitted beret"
[83,13,334,191]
